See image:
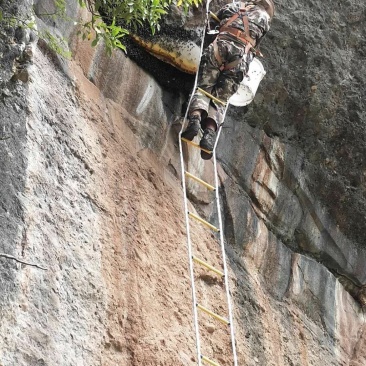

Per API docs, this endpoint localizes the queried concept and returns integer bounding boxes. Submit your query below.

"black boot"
[181,115,201,141]
[200,128,216,160]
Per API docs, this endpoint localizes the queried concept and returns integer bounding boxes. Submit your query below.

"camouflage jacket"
[215,3,270,46]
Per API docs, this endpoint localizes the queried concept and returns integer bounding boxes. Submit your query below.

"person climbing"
[181,0,274,159]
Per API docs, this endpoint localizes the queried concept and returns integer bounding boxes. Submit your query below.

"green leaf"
[54,0,204,57]
[27,21,36,30]
[94,0,101,11]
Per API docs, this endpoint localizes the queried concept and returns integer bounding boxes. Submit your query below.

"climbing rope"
[178,2,238,365]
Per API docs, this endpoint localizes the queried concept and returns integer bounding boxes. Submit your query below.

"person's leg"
[199,116,217,159]
[201,117,217,131]
[214,51,252,104]
[182,42,222,140]
[197,47,251,158]
[199,57,250,158]
[195,41,222,94]
[181,109,202,140]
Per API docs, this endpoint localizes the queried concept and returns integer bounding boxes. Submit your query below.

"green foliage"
[0,1,73,58]
[177,0,202,13]
[0,0,202,57]
[41,30,72,59]
[79,0,203,54]
[79,16,128,55]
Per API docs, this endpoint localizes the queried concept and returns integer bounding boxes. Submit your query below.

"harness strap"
[242,12,250,40]
[224,13,239,29]
[223,58,242,71]
[213,38,245,71]
[213,3,264,71]
[220,27,256,47]
[213,34,263,70]
[219,3,256,47]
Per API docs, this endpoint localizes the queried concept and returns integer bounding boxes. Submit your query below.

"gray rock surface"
[0,0,31,320]
[218,0,366,293]
[0,0,365,365]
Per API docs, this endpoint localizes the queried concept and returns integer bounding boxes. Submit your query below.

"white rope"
[178,2,238,365]
[213,108,239,366]
[178,3,211,365]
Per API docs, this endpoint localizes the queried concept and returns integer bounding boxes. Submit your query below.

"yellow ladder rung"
[181,137,213,155]
[197,304,229,325]
[197,87,226,106]
[193,256,224,277]
[185,171,215,191]
[209,11,220,23]
[188,212,219,232]
[201,355,220,366]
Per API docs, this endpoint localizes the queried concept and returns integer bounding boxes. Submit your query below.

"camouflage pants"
[189,35,252,126]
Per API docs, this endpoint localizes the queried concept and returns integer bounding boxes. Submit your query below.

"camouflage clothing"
[189,2,270,126]
[217,3,270,44]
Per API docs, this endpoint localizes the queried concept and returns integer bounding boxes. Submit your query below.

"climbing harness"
[219,2,256,47]
[213,2,264,70]
[212,39,249,72]
[178,3,238,366]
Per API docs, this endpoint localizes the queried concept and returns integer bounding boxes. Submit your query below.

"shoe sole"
[200,150,213,160]
[200,140,213,160]
[200,140,214,151]
[181,129,199,141]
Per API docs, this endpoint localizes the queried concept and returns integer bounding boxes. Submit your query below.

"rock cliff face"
[0,0,365,365]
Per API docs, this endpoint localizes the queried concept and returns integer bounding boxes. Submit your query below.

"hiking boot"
[200,128,216,160]
[181,115,201,141]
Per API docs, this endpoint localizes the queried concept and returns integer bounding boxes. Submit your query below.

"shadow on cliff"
[123,35,195,94]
